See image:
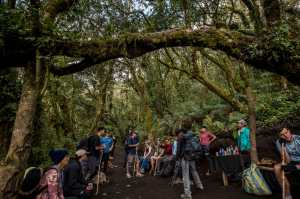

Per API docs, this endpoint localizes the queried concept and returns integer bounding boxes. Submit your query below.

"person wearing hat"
[63,149,93,199]
[237,119,251,154]
[37,149,69,199]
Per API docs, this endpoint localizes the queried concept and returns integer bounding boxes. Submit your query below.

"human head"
[175,128,184,139]
[279,127,293,142]
[238,119,247,129]
[96,127,105,136]
[199,127,207,134]
[49,149,69,168]
[182,118,193,130]
[75,149,89,161]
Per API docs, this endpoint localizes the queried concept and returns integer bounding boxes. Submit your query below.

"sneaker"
[205,171,211,176]
[180,193,192,199]
[136,173,144,177]
[196,183,204,190]
[285,195,293,199]
[126,173,132,179]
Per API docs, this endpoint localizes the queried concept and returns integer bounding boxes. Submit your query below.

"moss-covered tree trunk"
[0,62,44,198]
[245,86,258,163]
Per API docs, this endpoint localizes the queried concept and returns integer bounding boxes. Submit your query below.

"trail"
[94,148,280,199]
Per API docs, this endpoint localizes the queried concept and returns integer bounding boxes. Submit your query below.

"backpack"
[183,132,203,160]
[77,136,89,150]
[242,164,272,196]
[19,166,59,199]
[19,167,44,199]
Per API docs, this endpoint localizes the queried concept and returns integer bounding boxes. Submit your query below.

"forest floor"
[94,148,281,199]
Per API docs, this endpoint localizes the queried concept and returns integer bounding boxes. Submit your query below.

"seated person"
[274,127,300,199]
[150,142,165,176]
[63,149,93,199]
[140,140,153,173]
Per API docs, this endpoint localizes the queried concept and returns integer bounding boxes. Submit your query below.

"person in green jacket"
[237,119,251,153]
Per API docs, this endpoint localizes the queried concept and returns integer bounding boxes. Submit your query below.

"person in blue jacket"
[100,130,113,174]
[237,119,251,154]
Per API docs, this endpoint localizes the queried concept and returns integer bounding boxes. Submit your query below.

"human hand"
[86,183,93,191]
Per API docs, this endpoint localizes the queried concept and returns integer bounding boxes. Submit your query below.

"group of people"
[123,120,220,199]
[35,127,117,199]
[31,120,300,199]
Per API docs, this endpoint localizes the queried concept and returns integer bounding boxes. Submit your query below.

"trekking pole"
[96,151,103,195]
[281,143,285,199]
[133,146,138,176]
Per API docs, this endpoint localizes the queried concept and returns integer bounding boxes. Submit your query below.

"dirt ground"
[94,148,281,199]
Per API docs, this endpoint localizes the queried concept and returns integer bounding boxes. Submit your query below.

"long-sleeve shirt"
[36,166,64,199]
[63,159,87,197]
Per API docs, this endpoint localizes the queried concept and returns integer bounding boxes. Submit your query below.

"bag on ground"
[242,163,272,196]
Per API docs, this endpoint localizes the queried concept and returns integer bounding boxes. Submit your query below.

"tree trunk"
[245,86,258,163]
[0,61,44,198]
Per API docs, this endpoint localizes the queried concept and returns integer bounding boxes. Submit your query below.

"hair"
[182,118,193,130]
[96,127,105,132]
[175,128,184,136]
[238,119,247,126]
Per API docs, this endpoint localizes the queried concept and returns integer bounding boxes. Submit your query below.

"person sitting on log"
[274,127,300,199]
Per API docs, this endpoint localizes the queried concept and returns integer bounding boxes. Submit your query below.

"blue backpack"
[183,132,203,160]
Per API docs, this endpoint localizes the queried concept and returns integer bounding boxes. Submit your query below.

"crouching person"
[274,128,300,199]
[63,149,93,199]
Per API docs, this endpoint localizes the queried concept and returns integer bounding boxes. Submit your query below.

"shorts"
[127,154,139,163]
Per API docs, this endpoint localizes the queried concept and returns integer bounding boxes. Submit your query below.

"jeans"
[181,159,202,196]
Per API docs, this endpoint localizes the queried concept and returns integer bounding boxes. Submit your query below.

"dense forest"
[1,0,300,198]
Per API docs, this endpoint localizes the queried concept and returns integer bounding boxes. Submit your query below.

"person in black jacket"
[63,149,93,199]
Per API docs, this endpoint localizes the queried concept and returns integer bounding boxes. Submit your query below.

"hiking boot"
[180,193,192,199]
[126,173,132,179]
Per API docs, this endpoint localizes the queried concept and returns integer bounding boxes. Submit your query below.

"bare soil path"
[94,148,280,199]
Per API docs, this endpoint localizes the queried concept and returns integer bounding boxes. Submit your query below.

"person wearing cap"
[63,149,93,199]
[37,149,69,199]
[237,119,251,154]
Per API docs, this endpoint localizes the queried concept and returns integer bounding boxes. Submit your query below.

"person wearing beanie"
[37,149,70,199]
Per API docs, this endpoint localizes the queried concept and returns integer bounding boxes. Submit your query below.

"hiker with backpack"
[177,120,204,199]
[36,149,70,199]
[86,127,105,179]
[63,149,93,199]
[199,127,216,176]
[125,130,143,178]
[99,130,113,174]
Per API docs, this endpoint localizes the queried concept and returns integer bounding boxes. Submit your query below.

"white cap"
[75,149,89,157]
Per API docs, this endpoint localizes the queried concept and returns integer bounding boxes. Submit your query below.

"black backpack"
[19,167,58,199]
[19,167,44,199]
[77,136,89,150]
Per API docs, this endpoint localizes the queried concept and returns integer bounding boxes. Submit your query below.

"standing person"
[87,127,105,179]
[177,120,203,199]
[125,130,143,178]
[274,128,300,199]
[37,149,70,199]
[199,127,216,176]
[237,119,251,154]
[99,131,113,174]
[63,149,93,199]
